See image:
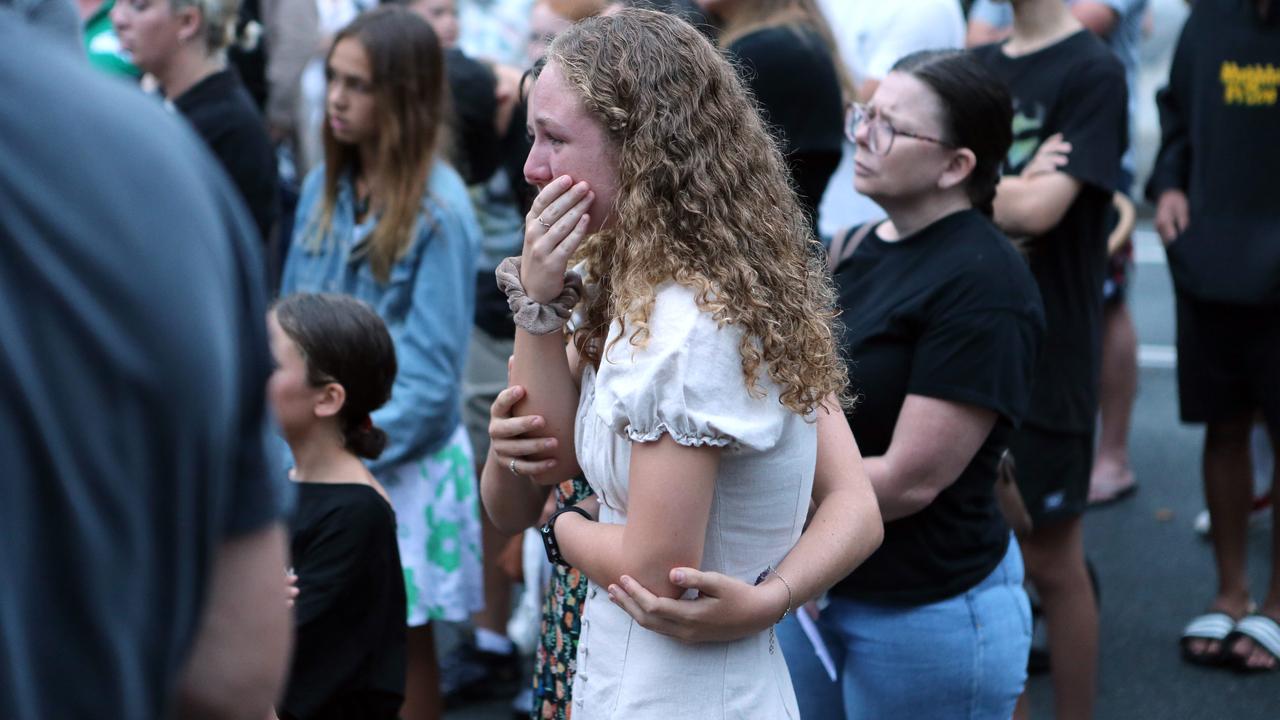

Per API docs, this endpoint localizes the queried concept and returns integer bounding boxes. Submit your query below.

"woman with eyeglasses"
[786,48,1046,718]
[601,48,1048,719]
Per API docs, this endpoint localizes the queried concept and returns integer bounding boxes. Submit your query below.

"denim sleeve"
[280,166,325,298]
[969,0,1011,27]
[368,201,479,474]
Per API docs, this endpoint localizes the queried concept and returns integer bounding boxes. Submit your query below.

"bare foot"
[1228,608,1280,671]
[1088,457,1136,504]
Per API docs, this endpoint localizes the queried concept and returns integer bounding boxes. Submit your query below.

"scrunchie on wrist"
[495,256,584,335]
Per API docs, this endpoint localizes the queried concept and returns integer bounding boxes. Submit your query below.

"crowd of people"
[2,0,1278,719]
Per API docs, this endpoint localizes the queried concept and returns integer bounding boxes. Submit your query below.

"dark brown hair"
[312,6,449,282]
[274,293,398,459]
[891,50,1014,217]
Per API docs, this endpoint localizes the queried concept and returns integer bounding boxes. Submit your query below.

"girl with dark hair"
[269,293,407,720]
[280,7,482,719]
[606,48,1047,719]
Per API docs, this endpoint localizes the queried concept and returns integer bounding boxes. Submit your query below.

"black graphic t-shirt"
[831,210,1045,605]
[973,31,1127,435]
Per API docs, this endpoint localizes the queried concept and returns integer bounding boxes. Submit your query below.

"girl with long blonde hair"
[280,7,482,719]
[480,9,881,717]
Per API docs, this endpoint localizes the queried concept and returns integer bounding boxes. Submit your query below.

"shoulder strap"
[826,221,880,273]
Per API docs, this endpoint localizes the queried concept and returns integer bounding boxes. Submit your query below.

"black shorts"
[1006,426,1092,527]
[1175,293,1280,426]
[1103,242,1133,306]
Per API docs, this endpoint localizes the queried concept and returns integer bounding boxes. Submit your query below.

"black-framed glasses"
[844,103,955,156]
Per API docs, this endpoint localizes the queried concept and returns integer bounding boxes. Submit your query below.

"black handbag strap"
[826,221,879,273]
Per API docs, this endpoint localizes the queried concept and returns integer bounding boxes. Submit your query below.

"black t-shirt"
[0,18,286,718]
[446,48,500,186]
[173,68,280,245]
[972,31,1127,434]
[831,210,1045,605]
[281,483,407,720]
[727,24,843,231]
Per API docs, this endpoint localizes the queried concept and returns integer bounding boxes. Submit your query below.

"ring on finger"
[509,458,521,476]
[536,216,552,230]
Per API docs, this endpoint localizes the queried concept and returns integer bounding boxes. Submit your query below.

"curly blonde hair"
[540,9,847,415]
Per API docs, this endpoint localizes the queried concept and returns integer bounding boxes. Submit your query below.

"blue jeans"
[779,536,1031,720]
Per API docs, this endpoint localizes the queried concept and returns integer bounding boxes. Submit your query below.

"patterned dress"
[531,477,593,719]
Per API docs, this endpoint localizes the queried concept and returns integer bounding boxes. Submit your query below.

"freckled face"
[522,62,620,233]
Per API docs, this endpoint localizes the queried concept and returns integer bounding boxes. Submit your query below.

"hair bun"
[346,423,389,460]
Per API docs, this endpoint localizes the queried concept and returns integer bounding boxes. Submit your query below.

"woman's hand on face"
[1021,133,1071,179]
[489,384,561,480]
[606,568,788,644]
[522,176,594,303]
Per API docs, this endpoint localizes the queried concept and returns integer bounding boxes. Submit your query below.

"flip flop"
[1225,615,1280,673]
[1180,612,1236,666]
[1087,481,1137,508]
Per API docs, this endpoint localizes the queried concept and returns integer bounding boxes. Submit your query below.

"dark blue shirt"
[0,15,286,718]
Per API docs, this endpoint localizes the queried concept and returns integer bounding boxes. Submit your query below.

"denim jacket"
[281,159,480,477]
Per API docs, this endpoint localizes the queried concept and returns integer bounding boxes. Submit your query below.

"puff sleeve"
[591,283,792,453]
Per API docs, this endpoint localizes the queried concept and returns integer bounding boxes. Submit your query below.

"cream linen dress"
[569,282,814,719]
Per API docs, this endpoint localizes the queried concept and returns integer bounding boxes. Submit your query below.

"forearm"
[556,511,695,600]
[480,447,552,535]
[993,176,1052,238]
[555,512,629,591]
[176,525,292,720]
[862,456,939,522]
[993,173,1079,239]
[774,402,883,602]
[774,485,882,605]
[509,331,580,483]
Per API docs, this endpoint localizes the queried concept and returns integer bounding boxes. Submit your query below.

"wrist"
[753,567,794,625]
[540,505,592,568]
[756,578,790,627]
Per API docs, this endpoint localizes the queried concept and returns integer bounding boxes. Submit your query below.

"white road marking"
[1139,344,1177,369]
[1133,228,1167,266]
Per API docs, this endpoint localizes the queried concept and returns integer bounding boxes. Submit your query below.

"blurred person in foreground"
[0,9,290,718]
